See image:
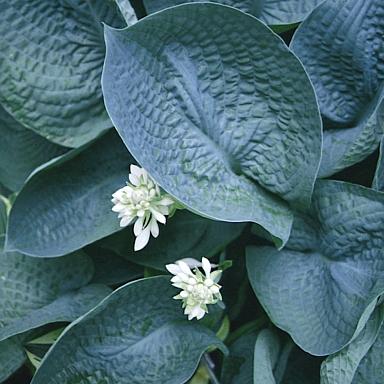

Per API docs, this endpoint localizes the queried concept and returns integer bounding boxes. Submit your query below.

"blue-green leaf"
[247,181,384,355]
[0,105,67,192]
[321,305,384,384]
[31,276,226,384]
[0,0,126,147]
[0,250,110,341]
[143,0,324,25]
[6,131,134,257]
[291,0,384,177]
[102,3,322,248]
[373,137,384,191]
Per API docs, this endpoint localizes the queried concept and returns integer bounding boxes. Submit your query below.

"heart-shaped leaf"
[0,250,110,341]
[321,305,384,384]
[31,276,226,384]
[0,0,129,147]
[6,131,135,257]
[102,3,322,248]
[143,0,324,25]
[247,180,384,355]
[0,105,67,192]
[291,0,384,177]
[100,210,245,270]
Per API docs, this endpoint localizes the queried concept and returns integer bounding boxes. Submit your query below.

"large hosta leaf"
[0,105,67,191]
[321,305,384,384]
[291,0,384,177]
[247,181,384,355]
[143,0,324,25]
[102,3,322,247]
[6,131,134,257]
[100,210,245,269]
[351,310,384,383]
[0,337,26,382]
[31,277,226,384]
[0,250,110,341]
[373,137,384,191]
[0,0,128,147]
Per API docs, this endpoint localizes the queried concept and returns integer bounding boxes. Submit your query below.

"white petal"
[178,258,202,269]
[177,261,193,276]
[129,173,140,186]
[210,270,222,283]
[130,164,143,178]
[196,307,206,320]
[134,226,151,251]
[201,257,211,277]
[150,217,159,238]
[120,215,134,227]
[166,263,182,275]
[133,216,144,236]
[150,208,166,224]
[158,196,175,206]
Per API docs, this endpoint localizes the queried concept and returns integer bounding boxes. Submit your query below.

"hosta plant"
[0,0,383,383]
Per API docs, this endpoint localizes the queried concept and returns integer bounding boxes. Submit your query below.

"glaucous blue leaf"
[247,181,384,355]
[143,0,324,25]
[0,0,127,147]
[6,131,135,257]
[291,0,384,177]
[31,276,226,384]
[102,3,322,248]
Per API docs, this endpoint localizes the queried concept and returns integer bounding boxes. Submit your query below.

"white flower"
[111,165,178,251]
[166,257,222,320]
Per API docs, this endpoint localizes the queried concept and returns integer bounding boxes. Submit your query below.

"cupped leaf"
[143,0,324,25]
[351,309,384,383]
[0,337,26,382]
[102,3,322,247]
[247,180,384,355]
[0,105,67,191]
[100,210,245,270]
[291,0,384,177]
[0,0,129,147]
[321,305,384,384]
[0,195,8,249]
[0,250,110,341]
[6,131,135,257]
[31,276,226,384]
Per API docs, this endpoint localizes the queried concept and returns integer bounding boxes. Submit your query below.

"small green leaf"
[247,180,384,355]
[102,3,322,248]
[31,276,227,384]
[6,131,135,256]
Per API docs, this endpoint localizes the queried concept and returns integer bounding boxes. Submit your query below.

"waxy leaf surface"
[291,0,384,177]
[0,0,126,147]
[31,277,226,384]
[102,3,322,247]
[6,131,135,257]
[247,181,384,355]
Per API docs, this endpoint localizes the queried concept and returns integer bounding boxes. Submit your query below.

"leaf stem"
[202,354,221,384]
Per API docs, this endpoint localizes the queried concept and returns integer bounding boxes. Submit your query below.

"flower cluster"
[111,165,178,251]
[166,257,222,320]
